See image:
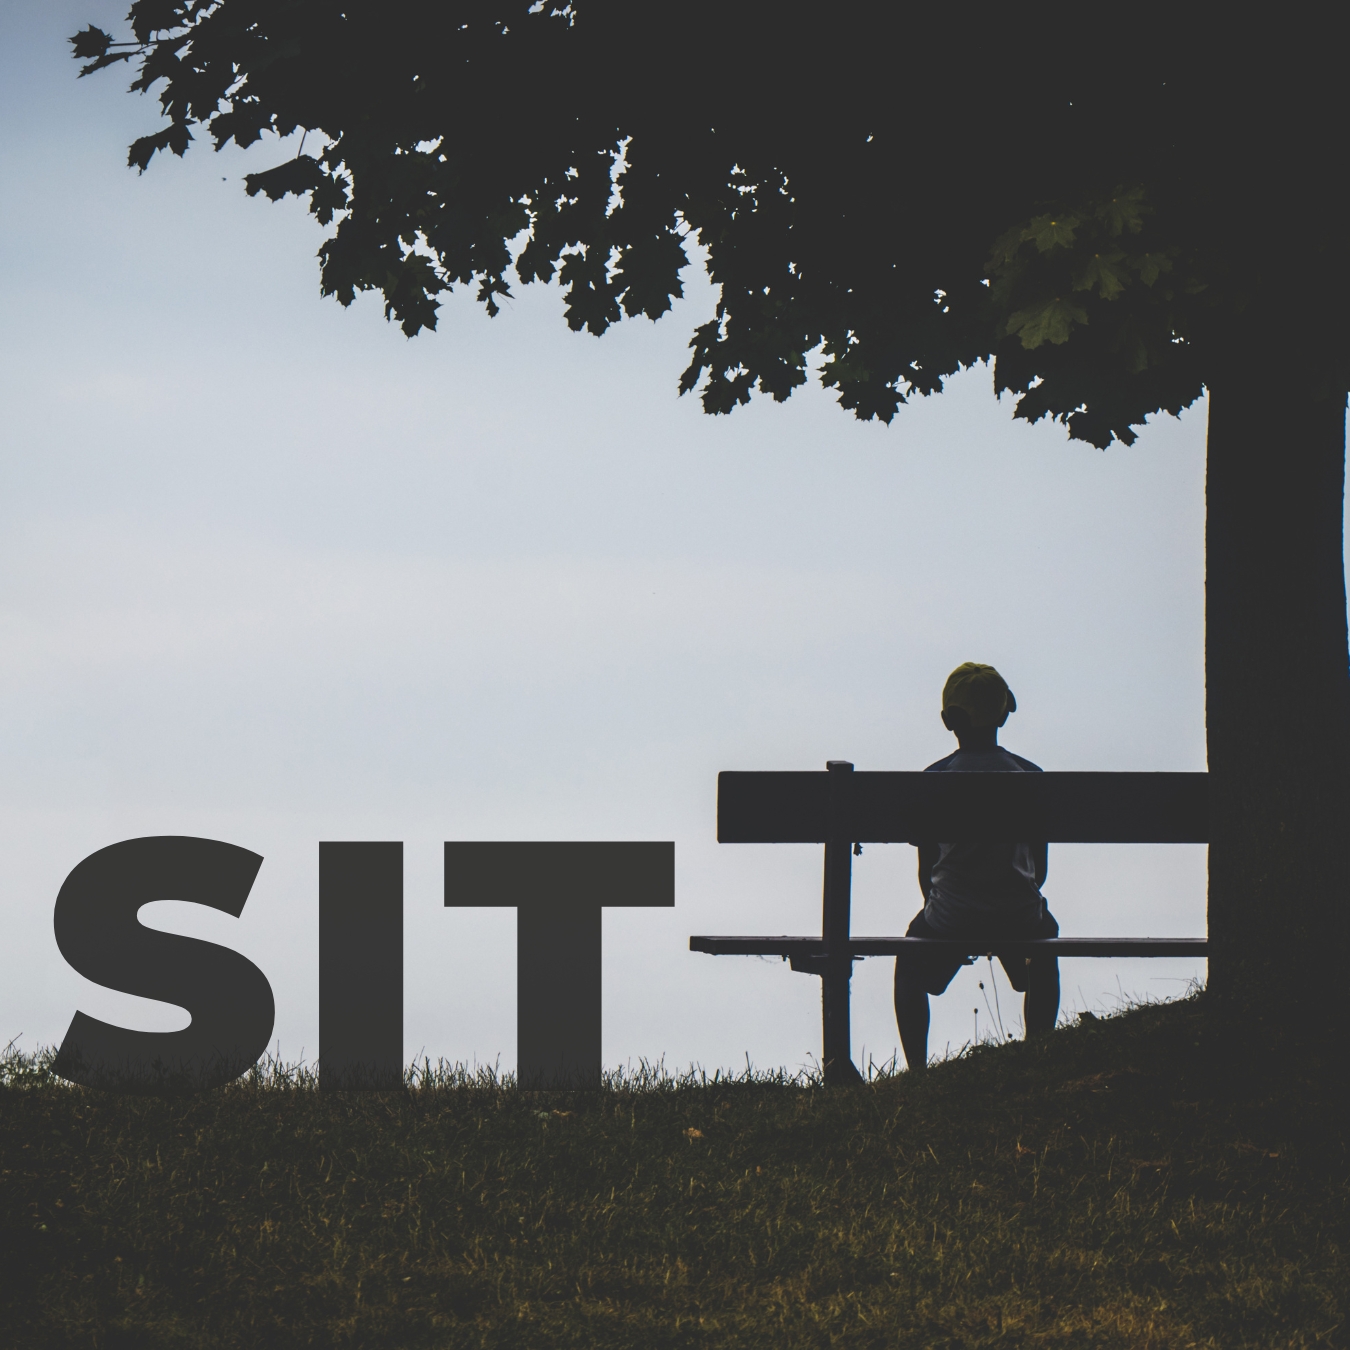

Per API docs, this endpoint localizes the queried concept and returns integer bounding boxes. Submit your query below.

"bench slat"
[717,771,1209,844]
[690,935,1208,958]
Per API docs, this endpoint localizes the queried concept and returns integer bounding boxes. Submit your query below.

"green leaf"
[1026,214,1080,252]
[1004,296,1089,348]
[1132,251,1173,286]
[1073,250,1129,299]
[987,222,1028,267]
[1093,188,1149,237]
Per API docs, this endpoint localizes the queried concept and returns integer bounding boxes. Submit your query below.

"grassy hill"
[1,994,1344,1348]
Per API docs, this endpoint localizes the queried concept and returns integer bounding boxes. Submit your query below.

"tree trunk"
[1205,359,1350,1032]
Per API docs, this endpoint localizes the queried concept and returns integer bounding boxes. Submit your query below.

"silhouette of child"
[894,662,1060,1069]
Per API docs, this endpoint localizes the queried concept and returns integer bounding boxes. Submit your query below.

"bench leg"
[821,760,863,1085]
[821,953,862,1084]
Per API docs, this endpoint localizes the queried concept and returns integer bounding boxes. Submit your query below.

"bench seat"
[690,935,1208,959]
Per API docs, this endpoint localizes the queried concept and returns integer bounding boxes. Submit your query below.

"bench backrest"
[717,771,1209,844]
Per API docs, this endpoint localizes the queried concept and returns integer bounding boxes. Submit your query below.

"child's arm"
[916,843,937,904]
[1034,842,1048,890]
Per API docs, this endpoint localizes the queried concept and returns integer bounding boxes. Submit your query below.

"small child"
[894,662,1060,1069]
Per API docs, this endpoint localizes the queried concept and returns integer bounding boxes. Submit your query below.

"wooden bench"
[690,760,1208,1083]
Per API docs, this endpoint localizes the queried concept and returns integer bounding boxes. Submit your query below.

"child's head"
[940,662,1015,741]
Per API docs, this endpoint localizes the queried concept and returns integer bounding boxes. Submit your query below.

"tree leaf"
[1005,297,1089,348]
[70,26,137,78]
[1094,187,1149,236]
[1132,252,1173,286]
[1073,251,1129,300]
[1026,214,1081,252]
[69,25,114,60]
[128,124,191,172]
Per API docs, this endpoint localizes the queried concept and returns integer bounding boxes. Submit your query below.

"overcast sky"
[4,2,1297,1078]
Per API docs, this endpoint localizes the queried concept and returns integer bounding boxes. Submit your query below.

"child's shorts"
[895,907,1060,996]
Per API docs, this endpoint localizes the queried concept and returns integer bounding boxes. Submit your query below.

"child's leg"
[895,916,964,1070]
[1023,957,1060,1036]
[893,966,931,1070]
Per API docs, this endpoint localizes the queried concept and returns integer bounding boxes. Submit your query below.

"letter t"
[444,842,674,1088]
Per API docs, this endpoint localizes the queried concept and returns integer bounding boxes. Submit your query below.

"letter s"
[51,836,275,1094]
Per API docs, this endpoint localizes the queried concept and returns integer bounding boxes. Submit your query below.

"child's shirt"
[922,747,1046,937]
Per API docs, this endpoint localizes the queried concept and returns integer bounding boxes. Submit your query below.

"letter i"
[319,842,403,1090]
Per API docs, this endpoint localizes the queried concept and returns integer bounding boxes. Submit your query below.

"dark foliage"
[73,2,1349,446]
